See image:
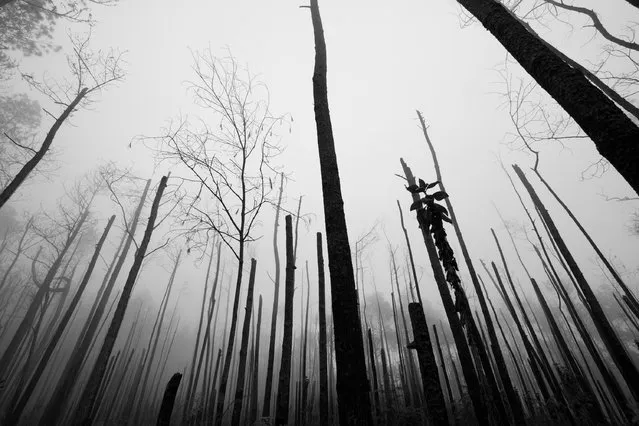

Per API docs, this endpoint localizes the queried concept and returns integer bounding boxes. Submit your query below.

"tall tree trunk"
[156,373,182,426]
[263,172,284,418]
[513,164,639,400]
[231,258,257,426]
[366,328,381,423]
[308,2,372,423]
[456,0,639,194]
[72,175,168,426]
[400,158,488,424]
[396,201,423,305]
[3,216,115,425]
[0,88,88,208]
[275,215,295,426]
[317,232,329,426]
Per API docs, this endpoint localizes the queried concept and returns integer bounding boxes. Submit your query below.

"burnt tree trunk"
[308,1,372,424]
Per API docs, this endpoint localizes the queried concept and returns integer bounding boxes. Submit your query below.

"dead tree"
[307,1,372,423]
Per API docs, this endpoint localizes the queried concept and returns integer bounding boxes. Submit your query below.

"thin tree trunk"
[308,2,372,423]
[433,324,456,420]
[72,175,168,426]
[275,215,295,426]
[231,258,257,426]
[456,0,639,194]
[0,88,88,208]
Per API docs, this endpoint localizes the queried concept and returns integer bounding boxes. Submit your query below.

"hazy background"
[3,0,638,392]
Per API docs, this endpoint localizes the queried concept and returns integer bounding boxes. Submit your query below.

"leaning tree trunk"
[456,0,639,194]
[308,1,372,424]
[317,232,329,426]
[72,175,168,426]
[3,215,115,426]
[275,215,295,426]
[156,373,182,426]
[231,258,257,426]
[0,88,88,208]
[513,164,639,400]
[263,172,284,418]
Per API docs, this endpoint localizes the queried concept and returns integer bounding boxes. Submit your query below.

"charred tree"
[308,1,372,424]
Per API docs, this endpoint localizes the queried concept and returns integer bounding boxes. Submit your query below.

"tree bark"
[457,0,639,194]
[72,175,168,426]
[308,1,372,424]
[248,295,262,424]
